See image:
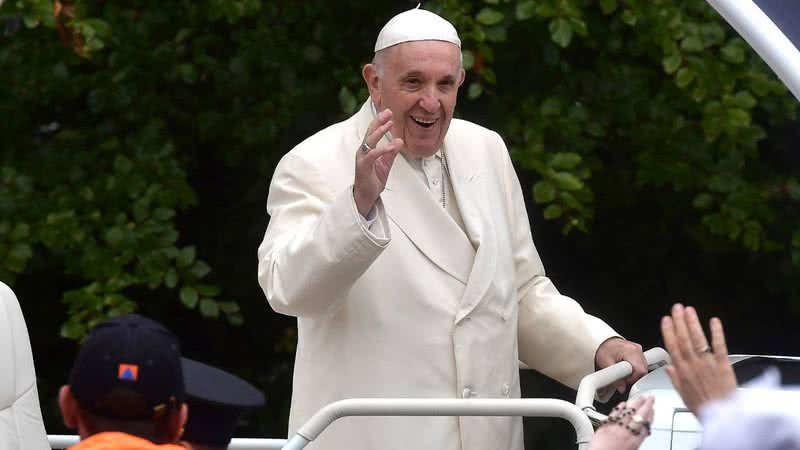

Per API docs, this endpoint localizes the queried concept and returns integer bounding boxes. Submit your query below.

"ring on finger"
[697,345,712,354]
[359,142,373,154]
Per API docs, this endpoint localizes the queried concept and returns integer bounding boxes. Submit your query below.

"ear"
[362,63,382,107]
[457,68,466,88]
[58,385,80,430]
[166,403,189,443]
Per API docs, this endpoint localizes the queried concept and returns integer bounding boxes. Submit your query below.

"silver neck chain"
[439,148,448,209]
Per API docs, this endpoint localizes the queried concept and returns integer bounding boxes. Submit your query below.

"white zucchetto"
[374,5,461,52]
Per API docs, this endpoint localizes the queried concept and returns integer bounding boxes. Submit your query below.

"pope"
[257,6,648,450]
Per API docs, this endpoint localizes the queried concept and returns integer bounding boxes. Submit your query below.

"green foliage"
[434,0,798,260]
[1,0,798,339]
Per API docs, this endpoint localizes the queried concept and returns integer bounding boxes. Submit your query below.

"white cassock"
[257,100,618,450]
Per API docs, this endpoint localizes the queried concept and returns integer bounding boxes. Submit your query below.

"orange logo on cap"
[118,364,139,381]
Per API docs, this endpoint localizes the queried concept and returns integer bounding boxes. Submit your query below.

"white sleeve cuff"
[350,186,390,243]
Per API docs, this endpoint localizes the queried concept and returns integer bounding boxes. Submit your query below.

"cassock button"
[502,384,511,396]
[501,311,508,321]
[462,388,471,398]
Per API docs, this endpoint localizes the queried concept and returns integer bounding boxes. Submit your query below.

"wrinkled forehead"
[382,40,462,76]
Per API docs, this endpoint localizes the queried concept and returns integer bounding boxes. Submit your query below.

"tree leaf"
[680,36,704,52]
[551,172,584,191]
[196,284,220,297]
[468,82,483,100]
[721,42,746,64]
[476,8,505,25]
[692,193,713,209]
[199,298,219,318]
[218,301,240,313]
[176,246,196,268]
[516,0,537,20]
[462,50,475,70]
[549,18,573,48]
[226,313,244,326]
[727,108,751,128]
[180,287,199,309]
[486,26,508,43]
[189,260,211,278]
[599,0,617,15]
[675,67,696,88]
[533,181,556,203]
[543,204,563,219]
[164,268,178,289]
[338,86,357,115]
[729,91,756,109]
[662,53,682,75]
[621,9,637,26]
[550,152,582,170]
[540,96,562,116]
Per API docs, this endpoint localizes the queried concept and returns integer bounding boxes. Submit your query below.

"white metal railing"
[49,347,670,450]
[281,398,594,450]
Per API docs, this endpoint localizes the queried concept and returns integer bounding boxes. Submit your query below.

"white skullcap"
[374,5,461,52]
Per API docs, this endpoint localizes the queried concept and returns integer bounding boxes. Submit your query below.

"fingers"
[685,306,710,353]
[363,109,394,149]
[607,401,626,422]
[630,396,654,437]
[670,304,696,358]
[637,396,655,422]
[661,316,679,360]
[363,137,402,164]
[625,395,646,413]
[623,345,648,386]
[378,138,403,171]
[709,317,729,360]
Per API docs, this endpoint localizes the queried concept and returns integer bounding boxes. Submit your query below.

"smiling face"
[363,40,465,158]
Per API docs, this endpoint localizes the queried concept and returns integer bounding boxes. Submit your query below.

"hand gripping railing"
[281,398,594,450]
[575,347,671,425]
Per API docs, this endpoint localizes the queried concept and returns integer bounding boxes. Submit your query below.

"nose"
[418,88,440,113]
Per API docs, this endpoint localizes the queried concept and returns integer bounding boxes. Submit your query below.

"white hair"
[371,45,464,78]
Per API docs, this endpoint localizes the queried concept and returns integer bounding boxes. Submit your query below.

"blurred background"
[1,0,798,448]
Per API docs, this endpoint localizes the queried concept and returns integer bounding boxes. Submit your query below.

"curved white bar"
[228,438,288,449]
[290,398,593,449]
[706,0,800,102]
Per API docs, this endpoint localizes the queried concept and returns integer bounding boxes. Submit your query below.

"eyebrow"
[398,71,457,83]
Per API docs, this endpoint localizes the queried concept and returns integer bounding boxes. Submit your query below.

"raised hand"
[660,304,737,414]
[353,109,404,217]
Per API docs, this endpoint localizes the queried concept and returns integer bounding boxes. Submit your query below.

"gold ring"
[697,345,712,353]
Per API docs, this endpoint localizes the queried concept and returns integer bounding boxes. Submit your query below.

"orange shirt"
[69,432,187,450]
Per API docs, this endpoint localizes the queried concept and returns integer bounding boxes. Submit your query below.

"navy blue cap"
[181,358,265,446]
[68,314,184,420]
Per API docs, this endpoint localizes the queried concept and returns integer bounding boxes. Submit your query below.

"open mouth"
[411,116,437,129]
